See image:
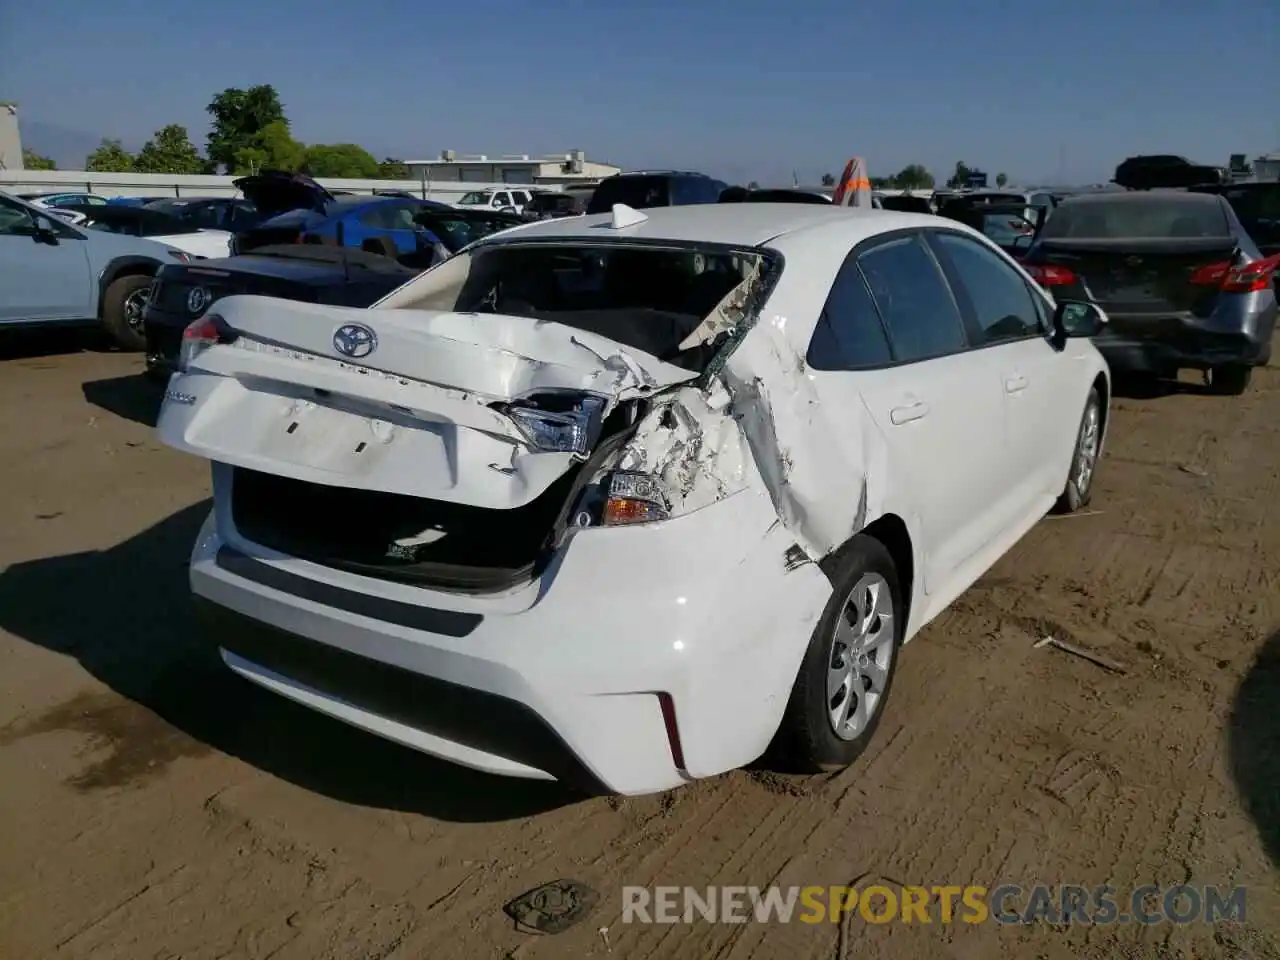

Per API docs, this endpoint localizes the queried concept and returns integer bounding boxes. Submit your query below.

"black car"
[1113,155,1228,191]
[143,206,524,379]
[718,187,832,205]
[521,191,586,220]
[585,171,728,214]
[1019,191,1278,393]
[144,196,262,232]
[1191,181,1280,256]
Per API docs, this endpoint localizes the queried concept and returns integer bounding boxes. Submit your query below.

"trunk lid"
[157,295,697,510]
[1035,238,1236,321]
[232,170,333,216]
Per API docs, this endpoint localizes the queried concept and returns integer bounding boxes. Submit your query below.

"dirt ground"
[0,332,1277,960]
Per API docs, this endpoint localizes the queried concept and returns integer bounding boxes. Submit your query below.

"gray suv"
[0,190,191,350]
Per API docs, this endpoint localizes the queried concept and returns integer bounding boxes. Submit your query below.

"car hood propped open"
[232,170,334,216]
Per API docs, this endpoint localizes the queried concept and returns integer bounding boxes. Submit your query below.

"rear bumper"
[1093,310,1275,373]
[189,474,832,795]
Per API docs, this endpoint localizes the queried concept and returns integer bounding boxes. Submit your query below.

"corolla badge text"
[333,323,377,359]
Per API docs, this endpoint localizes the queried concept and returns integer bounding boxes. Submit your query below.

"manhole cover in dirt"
[503,879,599,934]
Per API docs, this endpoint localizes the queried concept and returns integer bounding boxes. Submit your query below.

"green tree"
[820,172,836,186]
[995,172,1009,188]
[377,157,411,179]
[302,143,381,179]
[891,164,935,190]
[22,149,56,170]
[231,120,305,174]
[85,139,135,172]
[946,161,972,189]
[206,84,287,173]
[134,124,204,174]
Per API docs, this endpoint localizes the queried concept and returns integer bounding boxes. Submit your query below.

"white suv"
[159,203,1110,796]
[456,188,532,214]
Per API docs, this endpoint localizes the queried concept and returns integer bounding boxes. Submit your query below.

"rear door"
[838,232,1012,595]
[928,229,1070,515]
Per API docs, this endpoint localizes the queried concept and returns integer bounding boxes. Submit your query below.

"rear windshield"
[1040,197,1230,240]
[395,243,769,370]
[586,177,671,214]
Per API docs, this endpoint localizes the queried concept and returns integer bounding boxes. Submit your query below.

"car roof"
[482,203,943,248]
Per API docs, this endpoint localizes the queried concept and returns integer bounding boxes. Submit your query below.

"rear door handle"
[1005,375,1028,394]
[889,401,929,425]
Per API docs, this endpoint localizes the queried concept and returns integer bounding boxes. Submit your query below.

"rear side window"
[1041,198,1230,240]
[586,176,671,214]
[933,233,1042,344]
[807,257,894,370]
[858,235,968,363]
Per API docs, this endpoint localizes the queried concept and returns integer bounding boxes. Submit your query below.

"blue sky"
[2,0,1276,185]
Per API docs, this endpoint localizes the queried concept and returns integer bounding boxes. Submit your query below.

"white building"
[405,149,619,186]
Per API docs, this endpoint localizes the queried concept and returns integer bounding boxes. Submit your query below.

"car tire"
[1053,387,1102,514]
[101,274,153,351]
[776,535,903,772]
[1205,364,1252,396]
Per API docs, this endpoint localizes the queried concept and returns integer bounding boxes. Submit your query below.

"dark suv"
[586,171,728,214]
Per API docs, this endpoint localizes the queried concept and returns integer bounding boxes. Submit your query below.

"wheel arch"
[820,512,917,639]
[97,256,163,317]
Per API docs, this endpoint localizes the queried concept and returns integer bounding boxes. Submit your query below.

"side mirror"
[1011,233,1035,256]
[30,214,61,244]
[1052,300,1106,343]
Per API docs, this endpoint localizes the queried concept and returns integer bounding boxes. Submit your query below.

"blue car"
[231,170,448,258]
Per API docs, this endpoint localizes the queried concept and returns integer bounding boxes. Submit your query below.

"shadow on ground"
[1228,627,1280,867]
[0,502,583,822]
[0,327,104,361]
[1110,373,1214,400]
[82,374,163,428]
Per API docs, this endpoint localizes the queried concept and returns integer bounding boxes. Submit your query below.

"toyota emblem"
[186,286,210,314]
[333,323,377,359]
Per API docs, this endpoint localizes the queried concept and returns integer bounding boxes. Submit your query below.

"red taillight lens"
[1025,263,1076,287]
[1189,261,1231,287]
[178,313,233,371]
[1191,254,1280,292]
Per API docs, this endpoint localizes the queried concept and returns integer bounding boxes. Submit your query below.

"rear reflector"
[656,692,686,771]
[1025,263,1076,287]
[1191,253,1280,293]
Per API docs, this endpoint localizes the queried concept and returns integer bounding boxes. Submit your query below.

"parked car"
[107,196,167,207]
[1191,182,1280,257]
[585,171,728,214]
[936,192,1046,255]
[145,196,262,232]
[59,203,233,259]
[1113,155,1228,191]
[875,194,933,214]
[17,191,110,209]
[143,205,525,378]
[719,187,832,205]
[0,190,191,349]
[1020,191,1279,394]
[456,188,534,215]
[521,191,586,220]
[158,203,1110,796]
[234,194,454,257]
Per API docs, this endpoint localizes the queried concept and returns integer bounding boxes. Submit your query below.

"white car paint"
[454,188,534,215]
[44,208,232,259]
[158,203,1110,795]
[154,228,233,259]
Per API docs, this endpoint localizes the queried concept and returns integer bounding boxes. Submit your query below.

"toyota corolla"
[158,203,1110,795]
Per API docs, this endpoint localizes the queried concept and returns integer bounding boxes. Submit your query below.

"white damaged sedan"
[158,202,1110,795]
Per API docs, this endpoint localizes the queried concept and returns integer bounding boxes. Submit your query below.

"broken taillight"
[501,394,607,458]
[178,313,236,371]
